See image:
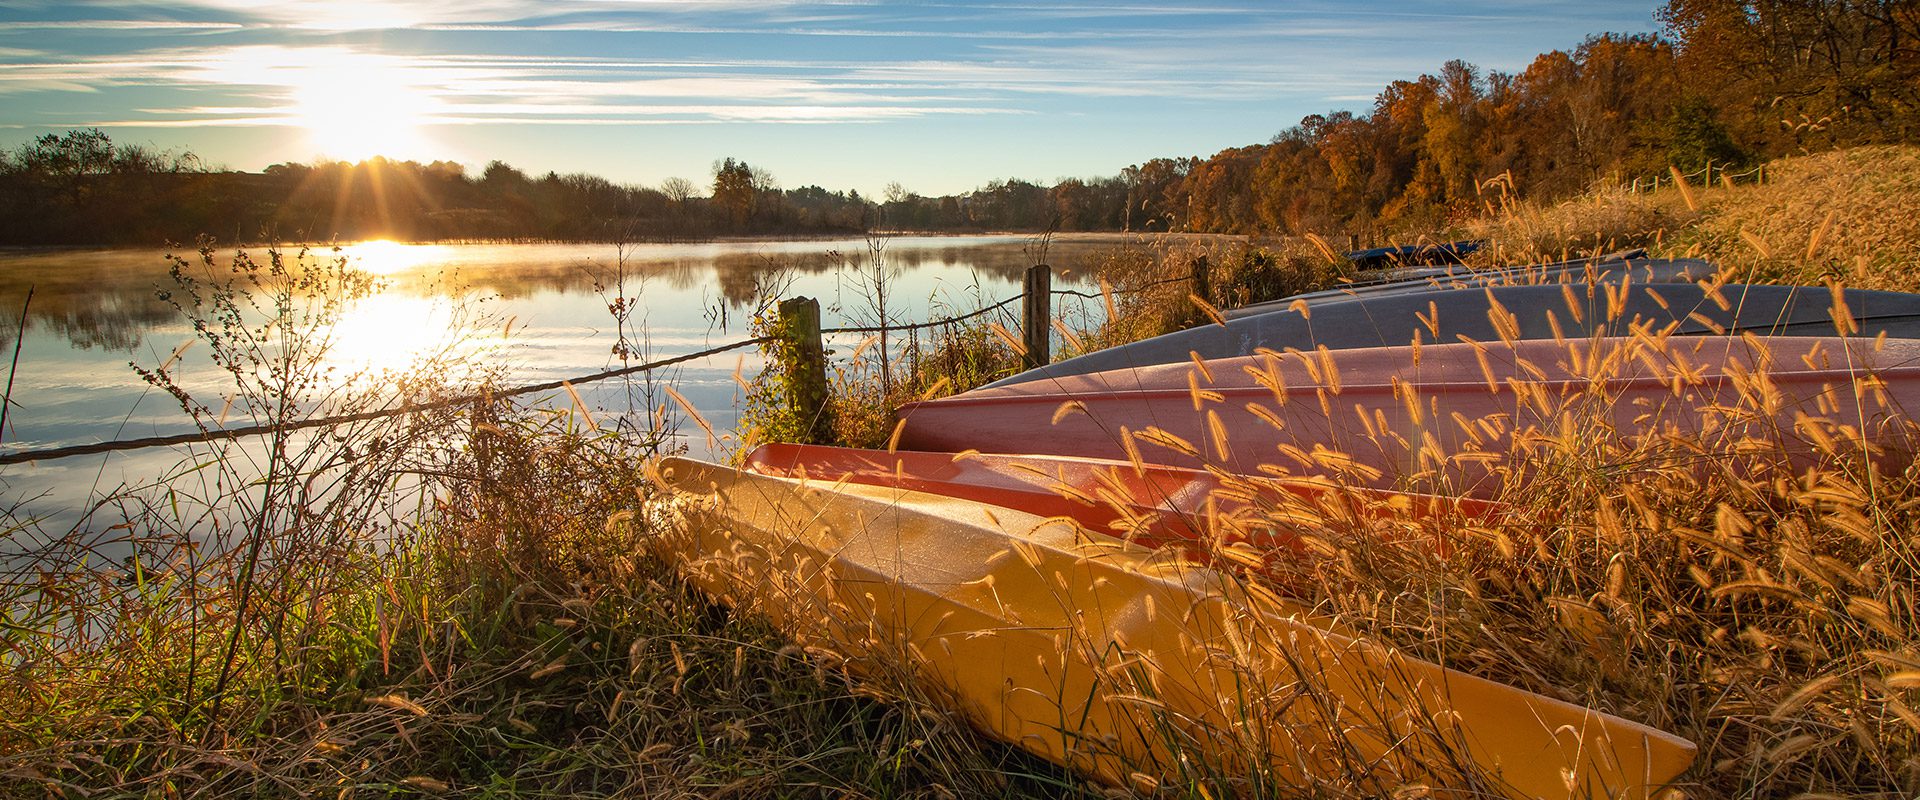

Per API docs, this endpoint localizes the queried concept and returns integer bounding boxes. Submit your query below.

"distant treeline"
[0,0,1913,246]
[0,141,878,245]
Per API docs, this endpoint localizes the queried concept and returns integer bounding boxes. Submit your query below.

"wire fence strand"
[0,336,773,466]
[2,270,1198,466]
[821,294,1023,336]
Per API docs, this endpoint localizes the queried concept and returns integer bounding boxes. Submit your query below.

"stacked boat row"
[660,255,1920,798]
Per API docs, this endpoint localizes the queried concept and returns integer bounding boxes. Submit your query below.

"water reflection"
[0,233,1204,535]
[338,239,454,276]
[0,235,1151,464]
[0,236,1121,354]
[0,249,182,352]
[325,292,488,377]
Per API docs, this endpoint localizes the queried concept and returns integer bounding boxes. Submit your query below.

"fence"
[0,264,1200,465]
[1626,162,1768,194]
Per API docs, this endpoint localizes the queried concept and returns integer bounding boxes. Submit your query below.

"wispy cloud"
[0,44,1030,125]
[0,20,246,30]
[83,0,852,30]
[0,0,1661,189]
[100,101,1017,126]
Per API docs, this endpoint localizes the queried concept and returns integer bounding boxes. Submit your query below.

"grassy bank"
[7,147,1920,798]
[1466,144,1920,293]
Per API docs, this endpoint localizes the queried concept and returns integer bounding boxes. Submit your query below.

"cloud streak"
[0,0,1661,191]
[0,28,1432,129]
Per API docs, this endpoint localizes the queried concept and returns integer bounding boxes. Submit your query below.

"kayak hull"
[902,336,1920,497]
[657,457,1698,798]
[1225,255,1716,317]
[744,442,1504,569]
[992,282,1920,389]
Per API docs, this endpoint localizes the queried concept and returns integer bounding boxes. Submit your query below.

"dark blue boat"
[1344,240,1482,270]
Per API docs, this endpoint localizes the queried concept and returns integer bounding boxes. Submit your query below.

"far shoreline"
[0,230,1246,257]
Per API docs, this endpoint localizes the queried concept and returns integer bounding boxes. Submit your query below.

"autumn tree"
[1120,157,1194,231]
[1421,60,1484,205]
[1662,0,1920,149]
[712,157,756,229]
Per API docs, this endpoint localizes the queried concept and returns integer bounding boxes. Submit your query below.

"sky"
[0,1,1663,198]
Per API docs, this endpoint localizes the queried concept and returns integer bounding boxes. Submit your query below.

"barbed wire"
[1,271,1199,465]
[1051,273,1195,300]
[819,272,1196,335]
[822,294,1023,335]
[0,336,773,466]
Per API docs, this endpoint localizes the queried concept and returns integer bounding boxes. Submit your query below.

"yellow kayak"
[655,456,1695,799]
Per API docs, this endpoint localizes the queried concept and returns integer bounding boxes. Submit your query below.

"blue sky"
[0,1,1662,197]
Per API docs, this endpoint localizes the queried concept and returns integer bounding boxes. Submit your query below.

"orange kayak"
[896,336,1920,497]
[658,457,1698,799]
[744,442,1504,567]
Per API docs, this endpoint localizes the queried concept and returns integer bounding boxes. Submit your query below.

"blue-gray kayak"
[988,281,1920,389]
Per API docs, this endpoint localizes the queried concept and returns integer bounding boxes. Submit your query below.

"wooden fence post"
[1021,264,1051,369]
[1189,255,1211,304]
[777,296,831,444]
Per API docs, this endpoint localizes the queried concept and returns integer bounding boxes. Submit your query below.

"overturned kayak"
[903,336,1920,497]
[1295,248,1643,303]
[989,282,1920,389]
[744,442,1503,567]
[658,457,1698,798]
[1344,239,1481,270]
[1224,255,1717,318]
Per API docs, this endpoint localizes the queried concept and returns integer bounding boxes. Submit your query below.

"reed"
[681,154,1920,796]
[0,246,1066,798]
[11,146,1920,798]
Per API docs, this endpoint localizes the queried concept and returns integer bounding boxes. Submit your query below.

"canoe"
[1223,255,1717,318]
[1344,239,1481,270]
[657,456,1698,798]
[902,336,1920,497]
[744,442,1504,568]
[987,282,1920,389]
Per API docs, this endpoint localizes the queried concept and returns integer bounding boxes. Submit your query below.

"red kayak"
[745,443,1503,570]
[895,336,1920,497]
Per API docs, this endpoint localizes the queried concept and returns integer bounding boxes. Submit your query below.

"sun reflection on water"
[325,291,496,379]
[340,239,449,276]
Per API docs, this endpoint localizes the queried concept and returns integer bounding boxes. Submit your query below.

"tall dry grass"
[1463,185,1700,267]
[1084,235,1350,351]
[1016,311,1916,794]
[1233,333,1920,798]
[1673,145,1920,290]
[0,247,1067,798]
[686,176,1920,795]
[1469,144,1920,293]
[682,151,1920,797]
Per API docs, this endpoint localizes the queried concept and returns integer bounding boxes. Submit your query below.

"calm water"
[0,235,1129,526]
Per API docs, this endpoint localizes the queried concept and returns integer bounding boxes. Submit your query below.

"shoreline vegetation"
[6,1,1920,795]
[2,143,1918,798]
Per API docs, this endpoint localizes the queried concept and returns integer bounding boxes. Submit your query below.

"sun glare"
[326,293,461,377]
[194,46,447,162]
[288,52,439,162]
[341,239,447,275]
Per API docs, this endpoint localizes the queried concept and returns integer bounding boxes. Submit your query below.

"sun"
[289,52,439,162]
[340,239,448,275]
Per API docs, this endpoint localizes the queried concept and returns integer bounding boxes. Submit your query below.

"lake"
[0,234,1139,528]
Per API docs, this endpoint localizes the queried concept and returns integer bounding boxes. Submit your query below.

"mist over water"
[0,235,1119,529]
